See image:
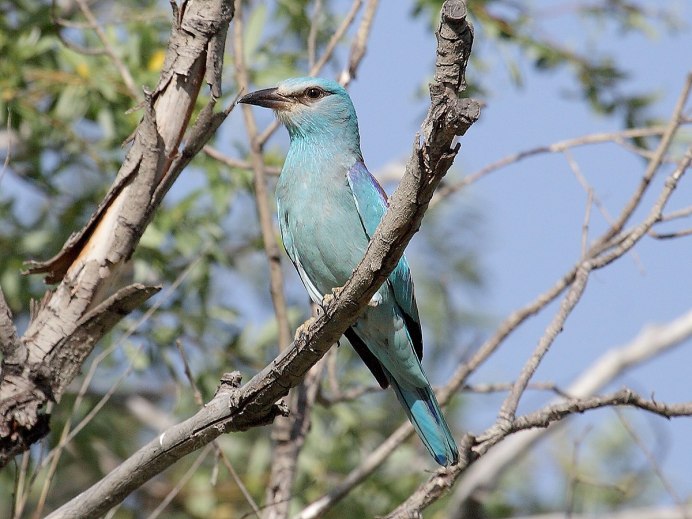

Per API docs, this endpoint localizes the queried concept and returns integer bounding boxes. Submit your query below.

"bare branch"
[597,72,692,244]
[339,0,379,86]
[384,385,692,519]
[615,412,690,517]
[73,0,140,99]
[498,264,591,424]
[233,0,292,352]
[434,126,671,203]
[307,0,323,70]
[202,146,282,175]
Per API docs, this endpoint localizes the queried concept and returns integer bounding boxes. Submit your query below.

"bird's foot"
[294,317,316,342]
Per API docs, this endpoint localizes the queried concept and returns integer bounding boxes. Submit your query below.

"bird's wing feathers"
[277,198,323,305]
[346,161,423,360]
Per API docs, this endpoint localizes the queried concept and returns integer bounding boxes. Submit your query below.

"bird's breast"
[276,165,369,290]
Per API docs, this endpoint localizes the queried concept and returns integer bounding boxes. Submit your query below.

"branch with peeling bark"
[0,0,235,467]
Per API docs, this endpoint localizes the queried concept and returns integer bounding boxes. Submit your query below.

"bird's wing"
[276,198,324,305]
[346,161,423,360]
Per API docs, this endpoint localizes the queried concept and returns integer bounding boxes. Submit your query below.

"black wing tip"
[344,328,389,389]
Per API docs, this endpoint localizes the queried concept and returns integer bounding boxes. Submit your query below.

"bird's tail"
[388,377,459,466]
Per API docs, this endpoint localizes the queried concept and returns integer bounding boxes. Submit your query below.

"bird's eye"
[305,87,324,100]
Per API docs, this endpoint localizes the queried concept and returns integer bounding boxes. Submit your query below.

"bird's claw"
[294,317,316,341]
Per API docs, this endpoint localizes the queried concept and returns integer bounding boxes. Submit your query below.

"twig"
[146,445,213,519]
[74,0,140,99]
[11,452,31,519]
[434,126,671,203]
[339,0,379,86]
[461,381,569,396]
[0,110,13,187]
[177,341,262,518]
[233,0,291,351]
[564,426,592,519]
[509,505,692,519]
[203,145,281,175]
[383,388,692,519]
[218,450,262,519]
[316,382,381,405]
[651,205,692,239]
[659,205,692,222]
[580,188,594,258]
[511,390,692,430]
[294,421,417,519]
[176,340,204,405]
[563,148,615,229]
[649,227,692,239]
[310,0,363,80]
[307,0,323,70]
[596,72,692,246]
[615,411,690,519]
[498,263,592,424]
[590,145,692,269]
[449,307,692,508]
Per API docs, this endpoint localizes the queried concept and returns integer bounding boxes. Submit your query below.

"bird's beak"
[237,87,291,110]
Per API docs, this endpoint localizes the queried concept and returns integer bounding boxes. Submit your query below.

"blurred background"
[1,0,691,517]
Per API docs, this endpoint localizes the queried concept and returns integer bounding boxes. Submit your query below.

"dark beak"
[237,87,290,110]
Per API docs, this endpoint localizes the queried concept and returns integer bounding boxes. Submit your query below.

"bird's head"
[239,77,361,154]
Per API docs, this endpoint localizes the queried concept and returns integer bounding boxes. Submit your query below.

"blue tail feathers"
[388,377,459,467]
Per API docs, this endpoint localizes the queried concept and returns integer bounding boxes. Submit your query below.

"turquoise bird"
[239,77,458,466]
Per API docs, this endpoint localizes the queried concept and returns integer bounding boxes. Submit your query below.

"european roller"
[239,77,459,466]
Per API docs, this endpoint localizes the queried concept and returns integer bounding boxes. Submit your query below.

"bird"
[239,77,459,466]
